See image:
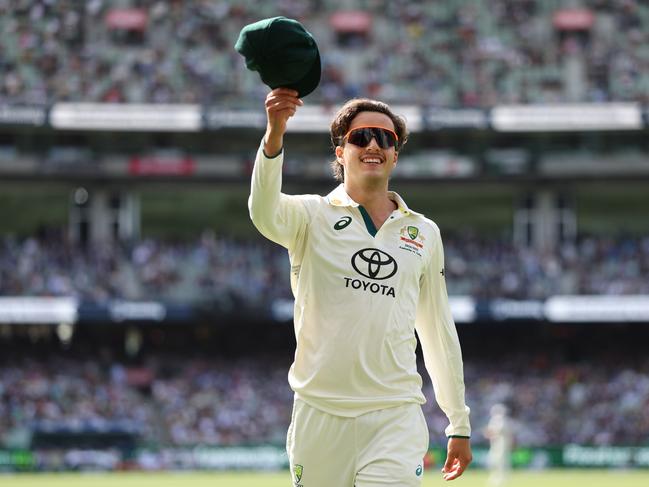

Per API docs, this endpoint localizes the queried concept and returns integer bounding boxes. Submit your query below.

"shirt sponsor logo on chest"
[344,248,397,298]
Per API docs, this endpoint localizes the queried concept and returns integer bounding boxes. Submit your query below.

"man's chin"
[360,164,388,175]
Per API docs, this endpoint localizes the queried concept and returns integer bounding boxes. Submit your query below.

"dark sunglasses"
[342,126,399,150]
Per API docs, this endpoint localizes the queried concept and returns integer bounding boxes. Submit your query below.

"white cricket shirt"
[249,142,471,437]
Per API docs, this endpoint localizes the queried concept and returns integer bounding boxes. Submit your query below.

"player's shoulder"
[291,193,328,214]
[403,212,444,261]
[395,192,440,237]
[293,193,323,204]
[296,194,327,205]
[406,210,441,239]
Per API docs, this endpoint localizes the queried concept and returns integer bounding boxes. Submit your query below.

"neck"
[344,179,393,212]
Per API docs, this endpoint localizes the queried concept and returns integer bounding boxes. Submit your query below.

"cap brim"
[284,50,321,98]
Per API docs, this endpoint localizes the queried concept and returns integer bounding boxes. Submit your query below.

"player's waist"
[292,390,425,418]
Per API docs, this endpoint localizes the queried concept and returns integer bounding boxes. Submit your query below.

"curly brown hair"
[329,99,408,182]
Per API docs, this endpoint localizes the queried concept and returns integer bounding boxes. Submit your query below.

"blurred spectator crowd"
[456,352,649,447]
[1,232,648,302]
[0,232,290,305]
[443,233,649,298]
[1,352,648,449]
[0,354,293,449]
[1,0,648,107]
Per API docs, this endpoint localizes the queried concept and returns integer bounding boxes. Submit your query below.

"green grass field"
[1,470,648,487]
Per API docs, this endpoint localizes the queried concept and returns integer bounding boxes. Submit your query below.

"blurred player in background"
[484,403,513,487]
[248,88,472,486]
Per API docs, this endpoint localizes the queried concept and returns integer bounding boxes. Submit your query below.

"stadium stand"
[1,0,648,475]
[2,233,648,301]
[1,0,648,106]
[2,347,648,449]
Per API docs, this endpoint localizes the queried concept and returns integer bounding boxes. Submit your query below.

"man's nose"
[366,137,381,150]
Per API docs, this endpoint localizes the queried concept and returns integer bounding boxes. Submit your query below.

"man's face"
[336,111,398,186]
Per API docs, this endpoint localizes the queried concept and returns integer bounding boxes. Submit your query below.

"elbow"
[248,194,264,226]
[248,202,267,234]
[248,197,258,224]
[248,196,278,241]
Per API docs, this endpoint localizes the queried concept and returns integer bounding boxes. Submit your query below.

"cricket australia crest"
[293,464,304,485]
[399,225,425,256]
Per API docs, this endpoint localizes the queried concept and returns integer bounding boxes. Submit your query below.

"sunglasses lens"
[347,128,371,147]
[347,128,397,149]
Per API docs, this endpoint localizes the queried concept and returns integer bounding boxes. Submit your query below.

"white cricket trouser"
[286,398,429,487]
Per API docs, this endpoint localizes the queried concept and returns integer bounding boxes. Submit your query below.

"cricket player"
[484,404,513,487]
[249,88,472,486]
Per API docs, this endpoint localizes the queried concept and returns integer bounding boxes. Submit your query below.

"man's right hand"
[264,88,303,156]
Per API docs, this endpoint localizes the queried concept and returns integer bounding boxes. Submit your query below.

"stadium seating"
[1,0,648,106]
[2,233,647,301]
[2,351,647,448]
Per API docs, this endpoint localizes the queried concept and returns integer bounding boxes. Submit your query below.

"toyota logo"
[351,248,398,280]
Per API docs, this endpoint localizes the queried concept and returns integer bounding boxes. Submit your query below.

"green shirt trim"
[358,206,377,237]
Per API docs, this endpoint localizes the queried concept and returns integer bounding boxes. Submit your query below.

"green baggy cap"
[235,16,321,97]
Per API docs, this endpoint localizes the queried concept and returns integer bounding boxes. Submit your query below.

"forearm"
[420,332,471,437]
[249,141,289,244]
[263,87,301,157]
[263,126,284,158]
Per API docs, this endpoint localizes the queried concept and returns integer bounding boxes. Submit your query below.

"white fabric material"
[287,399,429,487]
[249,142,470,437]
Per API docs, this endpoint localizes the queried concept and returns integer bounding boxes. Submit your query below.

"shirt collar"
[326,184,358,207]
[388,190,418,216]
[326,184,419,216]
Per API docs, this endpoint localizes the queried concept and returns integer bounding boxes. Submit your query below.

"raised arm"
[248,89,308,249]
[263,88,303,157]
